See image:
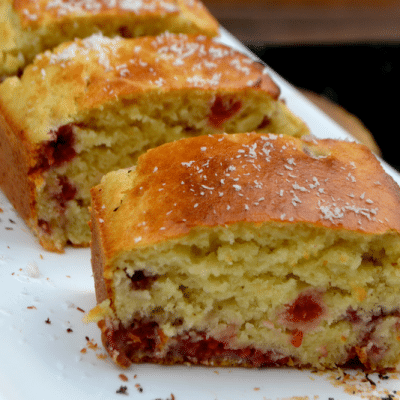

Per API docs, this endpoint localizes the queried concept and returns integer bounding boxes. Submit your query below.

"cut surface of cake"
[88,132,400,371]
[0,0,219,77]
[0,33,309,252]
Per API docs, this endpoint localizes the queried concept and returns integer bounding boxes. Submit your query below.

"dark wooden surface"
[204,0,400,45]
[202,1,400,168]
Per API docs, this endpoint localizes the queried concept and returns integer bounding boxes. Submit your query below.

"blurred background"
[203,0,400,172]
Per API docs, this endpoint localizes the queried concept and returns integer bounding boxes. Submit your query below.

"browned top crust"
[1,0,218,76]
[11,0,218,31]
[91,133,400,262]
[0,33,280,144]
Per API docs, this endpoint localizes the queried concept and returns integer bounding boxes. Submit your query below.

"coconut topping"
[19,0,198,21]
[33,32,271,98]
[117,133,395,244]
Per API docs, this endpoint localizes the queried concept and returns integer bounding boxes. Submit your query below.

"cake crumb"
[281,397,313,400]
[26,262,40,278]
[86,338,98,350]
[323,369,400,399]
[135,383,143,392]
[116,386,128,395]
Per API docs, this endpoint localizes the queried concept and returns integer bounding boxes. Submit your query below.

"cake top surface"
[0,33,279,144]
[91,132,400,261]
[8,0,217,30]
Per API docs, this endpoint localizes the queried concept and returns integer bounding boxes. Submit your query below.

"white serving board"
[0,27,399,400]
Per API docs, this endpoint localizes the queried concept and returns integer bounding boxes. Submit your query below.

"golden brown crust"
[1,0,219,76]
[91,133,400,266]
[89,208,112,305]
[12,0,219,35]
[0,34,281,144]
[0,108,37,229]
[0,99,69,252]
[175,0,219,36]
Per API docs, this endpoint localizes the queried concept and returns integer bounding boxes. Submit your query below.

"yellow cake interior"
[34,91,302,250]
[104,221,400,369]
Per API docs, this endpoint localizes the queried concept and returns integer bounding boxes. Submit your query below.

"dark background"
[247,43,399,172]
[203,0,400,173]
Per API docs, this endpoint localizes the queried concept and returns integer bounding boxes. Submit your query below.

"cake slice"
[0,0,219,77]
[0,33,309,252]
[88,132,400,371]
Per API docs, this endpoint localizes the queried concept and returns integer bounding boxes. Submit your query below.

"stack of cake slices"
[2,0,400,374]
[0,0,219,78]
[0,32,308,252]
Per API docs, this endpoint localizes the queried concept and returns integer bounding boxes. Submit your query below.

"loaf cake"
[88,132,400,371]
[0,33,309,252]
[0,0,219,77]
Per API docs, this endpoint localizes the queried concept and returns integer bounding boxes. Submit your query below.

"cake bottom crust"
[98,316,399,372]
[99,319,291,369]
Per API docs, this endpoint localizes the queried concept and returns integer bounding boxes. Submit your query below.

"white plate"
[1,28,399,400]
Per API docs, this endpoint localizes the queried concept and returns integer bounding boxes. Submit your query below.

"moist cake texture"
[0,0,219,77]
[88,132,400,371]
[0,33,309,252]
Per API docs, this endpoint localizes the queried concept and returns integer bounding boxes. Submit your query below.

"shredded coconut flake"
[26,262,40,278]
